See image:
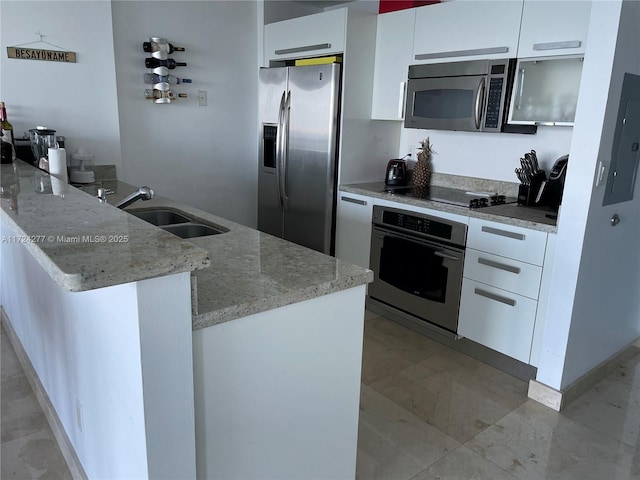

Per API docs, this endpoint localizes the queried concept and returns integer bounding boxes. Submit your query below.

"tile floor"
[357,311,640,480]
[1,324,72,479]
[1,312,639,479]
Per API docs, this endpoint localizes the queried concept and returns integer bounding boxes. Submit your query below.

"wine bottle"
[143,41,185,54]
[144,89,188,100]
[143,73,192,85]
[0,102,14,146]
[145,57,187,69]
[1,130,15,164]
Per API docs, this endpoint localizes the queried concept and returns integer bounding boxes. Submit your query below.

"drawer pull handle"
[481,225,525,240]
[414,46,509,61]
[477,257,521,274]
[533,40,581,51]
[341,196,367,206]
[275,43,331,55]
[474,288,516,307]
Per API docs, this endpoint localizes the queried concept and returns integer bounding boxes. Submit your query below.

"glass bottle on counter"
[1,130,16,164]
[144,57,186,70]
[0,102,14,146]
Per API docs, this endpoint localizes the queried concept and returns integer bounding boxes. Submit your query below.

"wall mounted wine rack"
[143,37,191,104]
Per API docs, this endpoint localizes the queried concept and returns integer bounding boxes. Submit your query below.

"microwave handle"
[474,77,485,130]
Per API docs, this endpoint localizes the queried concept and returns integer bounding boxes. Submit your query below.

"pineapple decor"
[414,137,435,187]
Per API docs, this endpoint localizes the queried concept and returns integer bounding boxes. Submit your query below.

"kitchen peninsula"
[0,160,372,479]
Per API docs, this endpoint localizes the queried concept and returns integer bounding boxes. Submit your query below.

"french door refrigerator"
[258,63,341,255]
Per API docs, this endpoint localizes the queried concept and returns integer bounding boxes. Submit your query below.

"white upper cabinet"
[264,9,346,64]
[517,0,592,58]
[412,1,523,64]
[371,8,416,120]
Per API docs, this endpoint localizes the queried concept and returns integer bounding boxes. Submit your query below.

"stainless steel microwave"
[404,59,525,133]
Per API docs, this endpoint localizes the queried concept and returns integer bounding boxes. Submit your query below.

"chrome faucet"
[116,186,155,209]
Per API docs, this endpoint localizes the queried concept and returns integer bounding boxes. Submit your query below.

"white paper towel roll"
[48,147,68,183]
[51,176,66,196]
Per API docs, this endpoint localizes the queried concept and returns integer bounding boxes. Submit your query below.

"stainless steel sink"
[129,209,191,226]
[128,208,228,238]
[161,223,226,239]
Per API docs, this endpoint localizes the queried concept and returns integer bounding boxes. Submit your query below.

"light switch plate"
[198,90,207,107]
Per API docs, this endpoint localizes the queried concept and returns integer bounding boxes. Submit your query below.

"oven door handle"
[434,250,461,262]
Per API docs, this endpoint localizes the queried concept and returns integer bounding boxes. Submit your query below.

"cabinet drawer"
[464,248,542,299]
[458,279,537,363]
[467,218,547,265]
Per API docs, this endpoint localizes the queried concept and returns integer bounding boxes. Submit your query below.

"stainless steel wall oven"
[368,206,467,333]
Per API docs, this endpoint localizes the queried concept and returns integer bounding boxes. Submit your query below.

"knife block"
[517,172,547,206]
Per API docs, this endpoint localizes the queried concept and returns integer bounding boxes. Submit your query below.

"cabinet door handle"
[477,257,521,274]
[481,225,525,241]
[533,40,581,51]
[275,43,331,55]
[474,288,516,307]
[414,46,508,61]
[341,195,367,206]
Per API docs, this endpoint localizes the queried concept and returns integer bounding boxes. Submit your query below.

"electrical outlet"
[407,143,420,160]
[76,399,84,433]
[198,90,207,107]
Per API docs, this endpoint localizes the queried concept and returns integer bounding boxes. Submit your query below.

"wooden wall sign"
[6,47,76,63]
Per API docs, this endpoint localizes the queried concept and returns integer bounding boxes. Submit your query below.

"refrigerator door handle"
[281,90,292,211]
[275,90,286,208]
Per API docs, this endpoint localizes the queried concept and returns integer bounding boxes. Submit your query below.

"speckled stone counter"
[0,161,210,291]
[111,192,373,330]
[2,160,372,329]
[341,181,558,233]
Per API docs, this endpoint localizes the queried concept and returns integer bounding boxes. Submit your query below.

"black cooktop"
[382,185,518,209]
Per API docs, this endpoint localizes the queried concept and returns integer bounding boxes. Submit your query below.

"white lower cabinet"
[335,192,374,269]
[458,218,552,364]
[459,280,538,363]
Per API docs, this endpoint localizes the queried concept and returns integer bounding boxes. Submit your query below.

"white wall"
[0,1,122,170]
[399,126,573,183]
[536,0,640,390]
[111,1,259,227]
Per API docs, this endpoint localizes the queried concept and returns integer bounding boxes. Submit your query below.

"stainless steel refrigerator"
[258,63,341,255]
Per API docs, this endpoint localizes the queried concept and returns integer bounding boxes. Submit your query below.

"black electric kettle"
[385,159,407,186]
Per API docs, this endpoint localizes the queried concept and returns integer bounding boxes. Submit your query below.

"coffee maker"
[541,154,568,210]
[29,127,57,169]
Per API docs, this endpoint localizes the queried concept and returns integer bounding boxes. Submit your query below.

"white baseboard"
[529,340,640,411]
[1,307,88,480]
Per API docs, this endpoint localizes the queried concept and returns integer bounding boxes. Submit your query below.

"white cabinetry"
[336,192,374,269]
[371,8,415,120]
[264,8,346,63]
[458,218,550,364]
[517,0,591,58]
[412,1,523,64]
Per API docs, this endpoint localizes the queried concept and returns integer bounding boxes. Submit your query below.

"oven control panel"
[372,206,467,248]
[384,211,452,238]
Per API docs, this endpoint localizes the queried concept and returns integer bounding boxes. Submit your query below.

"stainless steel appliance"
[258,63,341,254]
[369,205,467,333]
[405,59,535,134]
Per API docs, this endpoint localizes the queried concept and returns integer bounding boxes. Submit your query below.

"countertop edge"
[192,269,373,330]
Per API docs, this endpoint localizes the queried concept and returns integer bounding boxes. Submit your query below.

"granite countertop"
[0,160,210,291]
[341,181,558,234]
[1,160,372,329]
